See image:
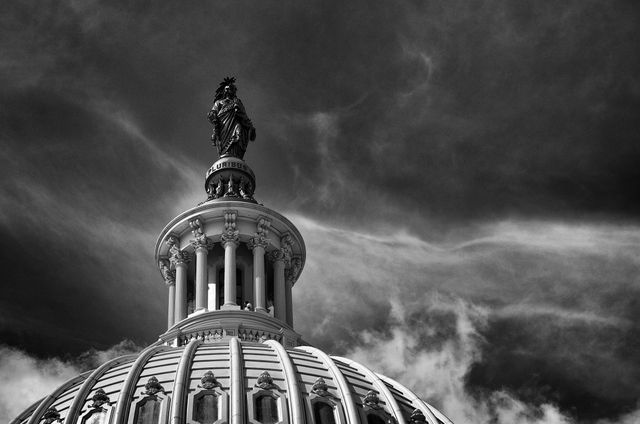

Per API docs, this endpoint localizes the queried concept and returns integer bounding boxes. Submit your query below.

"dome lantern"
[11,79,455,424]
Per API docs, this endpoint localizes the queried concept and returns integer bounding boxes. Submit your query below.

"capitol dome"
[11,79,454,424]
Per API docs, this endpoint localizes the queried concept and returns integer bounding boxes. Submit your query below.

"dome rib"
[378,374,440,424]
[264,340,304,424]
[425,402,454,424]
[297,346,360,424]
[26,372,89,424]
[229,337,244,424]
[112,344,173,424]
[333,356,407,424]
[171,339,202,424]
[63,354,138,424]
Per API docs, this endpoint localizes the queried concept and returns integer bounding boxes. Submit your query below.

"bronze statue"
[207,77,256,159]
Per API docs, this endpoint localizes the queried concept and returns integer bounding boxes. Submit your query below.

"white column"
[285,280,293,326]
[194,245,208,312]
[207,265,217,311]
[222,238,239,309]
[159,259,176,328]
[174,260,188,322]
[167,282,175,328]
[249,237,268,313]
[271,250,286,321]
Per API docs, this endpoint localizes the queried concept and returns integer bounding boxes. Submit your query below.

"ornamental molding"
[220,210,239,246]
[257,216,271,237]
[362,390,381,409]
[255,371,280,391]
[158,259,175,285]
[141,376,165,396]
[267,249,285,263]
[170,250,191,267]
[41,407,62,424]
[280,234,294,266]
[88,388,111,409]
[248,216,271,250]
[198,371,223,390]
[310,377,334,398]
[410,409,427,423]
[285,257,302,286]
[248,235,269,251]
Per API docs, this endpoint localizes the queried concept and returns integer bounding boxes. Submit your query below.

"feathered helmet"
[215,76,236,101]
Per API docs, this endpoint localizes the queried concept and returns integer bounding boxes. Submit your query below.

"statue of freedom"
[207,77,256,159]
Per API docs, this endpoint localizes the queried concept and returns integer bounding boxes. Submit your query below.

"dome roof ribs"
[112,344,173,424]
[298,345,360,424]
[377,374,441,424]
[170,339,202,424]
[229,337,244,424]
[334,356,408,424]
[63,353,138,424]
[424,403,454,424]
[26,372,88,424]
[264,339,304,424]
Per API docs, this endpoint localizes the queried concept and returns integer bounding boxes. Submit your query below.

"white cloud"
[0,341,141,423]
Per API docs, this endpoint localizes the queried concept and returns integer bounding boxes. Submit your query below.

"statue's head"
[216,76,237,100]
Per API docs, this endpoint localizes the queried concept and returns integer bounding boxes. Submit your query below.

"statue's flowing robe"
[209,97,253,159]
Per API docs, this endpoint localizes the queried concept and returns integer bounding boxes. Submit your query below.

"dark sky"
[1,1,639,423]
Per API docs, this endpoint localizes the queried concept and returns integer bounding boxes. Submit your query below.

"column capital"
[285,257,302,286]
[158,259,176,285]
[170,250,191,267]
[191,238,214,252]
[267,249,285,264]
[248,234,269,251]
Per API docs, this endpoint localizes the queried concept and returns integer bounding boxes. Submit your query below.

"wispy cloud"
[0,341,141,423]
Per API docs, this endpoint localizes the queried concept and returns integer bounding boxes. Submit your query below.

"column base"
[221,304,241,311]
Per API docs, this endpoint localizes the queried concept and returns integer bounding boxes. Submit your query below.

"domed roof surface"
[12,338,452,424]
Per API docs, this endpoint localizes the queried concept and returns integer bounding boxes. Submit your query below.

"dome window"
[132,377,170,424]
[255,394,278,423]
[307,378,345,424]
[360,390,392,424]
[188,371,228,424]
[247,371,288,424]
[313,402,337,424]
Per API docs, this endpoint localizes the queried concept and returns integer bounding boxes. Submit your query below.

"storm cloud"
[1,0,639,423]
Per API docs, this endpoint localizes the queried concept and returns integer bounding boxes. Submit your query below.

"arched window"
[193,392,218,424]
[135,397,161,424]
[313,402,336,424]
[132,376,169,424]
[366,414,386,424]
[82,410,107,424]
[255,394,278,423]
[189,371,228,424]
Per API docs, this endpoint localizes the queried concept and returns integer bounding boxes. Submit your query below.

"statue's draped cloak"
[209,97,253,159]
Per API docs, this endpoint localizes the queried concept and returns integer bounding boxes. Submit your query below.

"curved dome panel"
[13,339,453,424]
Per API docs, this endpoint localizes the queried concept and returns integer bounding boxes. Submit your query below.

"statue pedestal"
[204,157,257,203]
